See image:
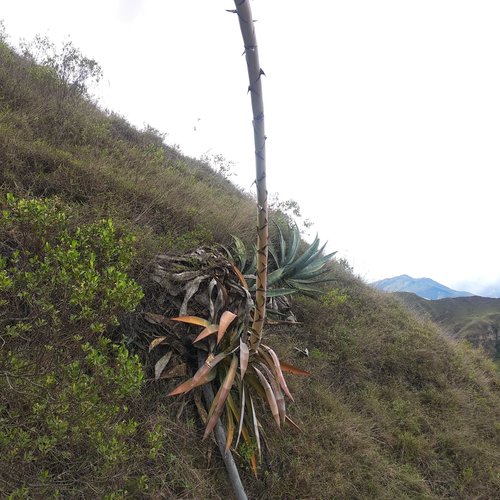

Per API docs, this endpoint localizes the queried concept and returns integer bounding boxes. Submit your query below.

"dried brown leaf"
[149,336,168,351]
[204,355,238,439]
[217,310,237,344]
[154,351,172,380]
[171,315,210,327]
[144,312,168,325]
[168,352,226,396]
[262,344,294,401]
[253,366,280,428]
[239,338,249,379]
[193,324,218,343]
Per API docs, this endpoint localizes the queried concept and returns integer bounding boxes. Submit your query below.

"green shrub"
[0,194,143,342]
[0,338,144,497]
[0,194,154,497]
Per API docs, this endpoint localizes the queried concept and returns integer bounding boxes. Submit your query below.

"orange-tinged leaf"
[231,263,248,289]
[204,355,238,439]
[208,356,236,421]
[239,338,249,379]
[250,454,258,478]
[193,324,218,343]
[171,315,210,327]
[167,377,195,396]
[280,360,311,376]
[168,352,226,396]
[253,366,280,428]
[217,310,237,344]
[149,336,167,351]
[262,345,294,401]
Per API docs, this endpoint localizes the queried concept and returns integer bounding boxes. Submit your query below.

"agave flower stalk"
[233,0,268,350]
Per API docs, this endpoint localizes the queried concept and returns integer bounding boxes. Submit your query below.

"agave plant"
[148,1,310,495]
[229,222,337,297]
[148,249,309,477]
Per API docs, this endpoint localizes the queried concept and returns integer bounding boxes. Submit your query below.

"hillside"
[1,36,499,500]
[395,292,500,360]
[371,274,474,299]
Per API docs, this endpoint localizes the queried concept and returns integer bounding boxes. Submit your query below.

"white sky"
[2,1,500,294]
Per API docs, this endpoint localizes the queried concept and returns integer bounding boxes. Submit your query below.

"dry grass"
[255,282,500,499]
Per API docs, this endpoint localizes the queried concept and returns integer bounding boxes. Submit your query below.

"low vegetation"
[1,31,499,499]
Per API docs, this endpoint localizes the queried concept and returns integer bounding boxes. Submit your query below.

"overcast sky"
[2,1,500,294]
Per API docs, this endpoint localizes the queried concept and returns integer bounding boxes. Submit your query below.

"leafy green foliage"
[1,338,144,497]
[0,194,143,340]
[0,195,157,497]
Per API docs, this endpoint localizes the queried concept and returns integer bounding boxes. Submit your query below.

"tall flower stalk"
[149,2,310,493]
[233,0,268,350]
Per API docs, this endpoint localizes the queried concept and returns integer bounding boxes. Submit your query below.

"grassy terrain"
[1,37,499,499]
[395,292,500,360]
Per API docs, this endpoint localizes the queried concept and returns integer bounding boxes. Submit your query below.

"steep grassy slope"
[395,292,500,360]
[0,38,258,255]
[1,39,499,499]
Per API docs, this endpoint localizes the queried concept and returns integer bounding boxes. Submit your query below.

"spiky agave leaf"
[229,221,336,298]
[231,235,248,271]
[217,310,237,344]
[259,362,286,425]
[261,344,294,401]
[204,355,238,439]
[239,338,249,379]
[253,366,280,427]
[168,352,226,396]
[225,400,235,453]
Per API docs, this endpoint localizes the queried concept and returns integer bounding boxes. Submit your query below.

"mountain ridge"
[371,274,475,299]
[394,291,500,359]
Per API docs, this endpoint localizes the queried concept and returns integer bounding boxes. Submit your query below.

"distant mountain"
[371,274,474,300]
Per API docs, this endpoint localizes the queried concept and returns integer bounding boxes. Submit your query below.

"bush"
[0,194,154,498]
[20,35,102,101]
[0,338,145,497]
[0,193,143,342]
